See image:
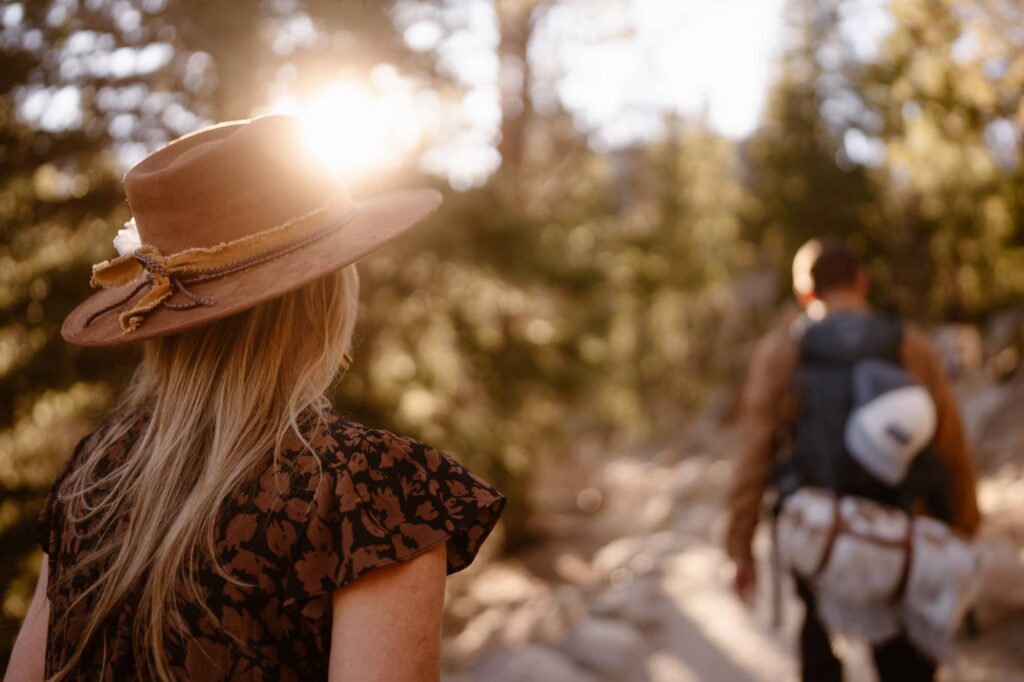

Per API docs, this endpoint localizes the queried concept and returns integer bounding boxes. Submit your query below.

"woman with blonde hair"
[5,116,505,681]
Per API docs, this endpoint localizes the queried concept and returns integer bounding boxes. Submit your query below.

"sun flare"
[270,75,427,180]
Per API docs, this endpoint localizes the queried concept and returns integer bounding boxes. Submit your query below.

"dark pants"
[796,580,936,682]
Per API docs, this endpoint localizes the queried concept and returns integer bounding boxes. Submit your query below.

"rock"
[447,593,484,621]
[589,578,664,628]
[646,650,700,682]
[673,500,723,536]
[646,530,688,556]
[501,599,557,646]
[468,644,597,682]
[593,532,685,581]
[551,585,590,629]
[933,324,984,379]
[671,459,706,501]
[561,617,646,675]
[500,586,585,645]
[975,535,1024,627]
[445,606,509,663]
[468,564,547,608]
[640,492,675,530]
[552,550,603,588]
[592,536,645,575]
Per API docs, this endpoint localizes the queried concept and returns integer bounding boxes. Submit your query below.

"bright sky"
[555,0,789,142]
[535,0,891,142]
[405,0,800,185]
[413,0,892,185]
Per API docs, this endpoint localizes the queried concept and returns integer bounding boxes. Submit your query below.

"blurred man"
[724,239,981,682]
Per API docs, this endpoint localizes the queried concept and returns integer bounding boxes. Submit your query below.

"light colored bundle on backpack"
[776,487,983,661]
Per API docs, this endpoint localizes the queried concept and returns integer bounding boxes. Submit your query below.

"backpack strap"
[810,494,917,605]
[890,518,916,602]
[813,495,843,578]
[881,317,904,365]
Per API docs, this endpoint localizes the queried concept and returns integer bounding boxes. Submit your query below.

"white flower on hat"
[113,217,142,256]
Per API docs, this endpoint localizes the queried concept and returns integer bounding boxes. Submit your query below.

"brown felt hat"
[62,115,442,347]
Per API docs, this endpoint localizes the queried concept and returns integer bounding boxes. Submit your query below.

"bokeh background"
[2,0,1023,679]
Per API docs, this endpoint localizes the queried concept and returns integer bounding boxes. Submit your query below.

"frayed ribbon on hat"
[87,198,355,334]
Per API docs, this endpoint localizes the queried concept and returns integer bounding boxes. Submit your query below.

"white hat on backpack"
[844,360,938,486]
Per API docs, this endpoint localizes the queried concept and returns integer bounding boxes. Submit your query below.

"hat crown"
[123,115,345,254]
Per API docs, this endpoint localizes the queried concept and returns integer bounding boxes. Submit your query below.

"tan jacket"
[725,315,982,563]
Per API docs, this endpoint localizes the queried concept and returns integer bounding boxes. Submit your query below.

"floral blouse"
[35,410,505,681]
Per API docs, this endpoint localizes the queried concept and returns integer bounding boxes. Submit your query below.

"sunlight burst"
[271,76,427,180]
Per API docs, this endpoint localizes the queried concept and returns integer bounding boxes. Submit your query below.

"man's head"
[792,238,868,311]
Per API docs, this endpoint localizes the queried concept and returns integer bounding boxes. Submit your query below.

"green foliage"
[0,1,135,651]
[857,0,1024,318]
[743,0,881,292]
[745,0,1024,319]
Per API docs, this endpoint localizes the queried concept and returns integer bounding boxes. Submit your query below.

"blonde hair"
[50,266,360,681]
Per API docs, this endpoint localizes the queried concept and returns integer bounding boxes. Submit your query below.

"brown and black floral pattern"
[35,411,506,681]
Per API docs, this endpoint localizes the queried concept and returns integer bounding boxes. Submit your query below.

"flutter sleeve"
[291,424,506,598]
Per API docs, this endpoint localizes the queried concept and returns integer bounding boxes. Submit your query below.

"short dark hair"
[792,238,863,297]
[808,239,862,295]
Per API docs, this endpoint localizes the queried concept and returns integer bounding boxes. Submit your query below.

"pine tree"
[858,0,1024,318]
[742,0,877,279]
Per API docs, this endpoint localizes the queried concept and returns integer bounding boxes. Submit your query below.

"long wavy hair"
[50,266,360,681]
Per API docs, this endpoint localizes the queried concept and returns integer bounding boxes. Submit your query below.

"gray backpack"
[774,312,952,519]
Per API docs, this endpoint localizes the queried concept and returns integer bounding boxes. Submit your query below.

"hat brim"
[62,187,442,347]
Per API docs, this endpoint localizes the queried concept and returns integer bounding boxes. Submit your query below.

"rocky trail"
[439,380,1024,682]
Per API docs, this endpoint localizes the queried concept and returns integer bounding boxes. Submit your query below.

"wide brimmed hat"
[62,115,442,347]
